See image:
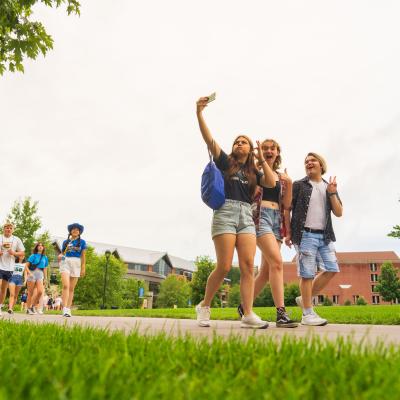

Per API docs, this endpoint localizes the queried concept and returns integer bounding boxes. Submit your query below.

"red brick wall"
[283,260,400,305]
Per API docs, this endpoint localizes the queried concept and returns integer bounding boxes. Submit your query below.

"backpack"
[201,144,225,210]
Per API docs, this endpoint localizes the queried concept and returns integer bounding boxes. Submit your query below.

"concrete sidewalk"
[3,313,400,345]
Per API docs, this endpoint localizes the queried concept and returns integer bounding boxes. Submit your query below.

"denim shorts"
[0,269,13,282]
[295,231,340,278]
[256,207,282,241]
[27,269,44,282]
[211,199,256,238]
[9,274,23,286]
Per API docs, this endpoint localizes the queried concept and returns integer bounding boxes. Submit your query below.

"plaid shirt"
[290,176,341,245]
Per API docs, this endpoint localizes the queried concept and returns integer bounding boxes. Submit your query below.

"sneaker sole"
[240,322,269,329]
[276,322,299,328]
[301,320,328,326]
[198,321,210,327]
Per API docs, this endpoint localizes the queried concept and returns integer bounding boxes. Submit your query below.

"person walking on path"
[0,221,25,316]
[238,139,298,328]
[7,257,28,314]
[286,152,343,326]
[195,96,275,329]
[58,223,86,317]
[26,242,49,315]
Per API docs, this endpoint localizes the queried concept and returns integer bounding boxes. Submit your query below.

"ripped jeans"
[295,231,339,278]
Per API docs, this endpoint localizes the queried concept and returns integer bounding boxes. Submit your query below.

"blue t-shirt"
[28,254,49,269]
[63,238,87,258]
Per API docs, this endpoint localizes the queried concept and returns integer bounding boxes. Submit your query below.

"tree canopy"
[0,0,80,74]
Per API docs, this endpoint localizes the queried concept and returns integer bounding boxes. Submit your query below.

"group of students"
[0,222,87,318]
[195,96,343,328]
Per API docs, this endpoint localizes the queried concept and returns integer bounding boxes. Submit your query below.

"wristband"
[327,192,338,197]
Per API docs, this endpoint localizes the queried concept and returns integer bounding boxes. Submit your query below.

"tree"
[254,284,275,307]
[388,225,400,239]
[73,248,129,309]
[121,277,147,309]
[2,197,55,261]
[284,283,301,306]
[226,267,241,285]
[190,256,221,307]
[0,0,80,75]
[227,284,241,307]
[375,262,400,304]
[156,275,191,308]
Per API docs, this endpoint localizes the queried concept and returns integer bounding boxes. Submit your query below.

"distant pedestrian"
[7,257,28,314]
[26,242,49,315]
[20,290,28,312]
[286,152,343,326]
[0,221,25,316]
[58,223,86,317]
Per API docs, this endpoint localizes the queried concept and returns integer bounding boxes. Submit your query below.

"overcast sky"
[1,0,399,263]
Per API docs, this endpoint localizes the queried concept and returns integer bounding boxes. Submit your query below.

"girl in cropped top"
[239,139,298,328]
[195,96,275,329]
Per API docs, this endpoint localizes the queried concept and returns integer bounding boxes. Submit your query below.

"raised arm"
[196,97,221,159]
[254,140,276,188]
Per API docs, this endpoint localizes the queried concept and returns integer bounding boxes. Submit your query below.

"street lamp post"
[102,250,111,309]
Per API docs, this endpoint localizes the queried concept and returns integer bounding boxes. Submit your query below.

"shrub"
[323,297,333,306]
[356,296,368,306]
[344,300,352,306]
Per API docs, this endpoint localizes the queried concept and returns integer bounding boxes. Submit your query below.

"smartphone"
[207,92,216,103]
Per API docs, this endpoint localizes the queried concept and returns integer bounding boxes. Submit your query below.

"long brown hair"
[225,135,258,198]
[33,242,46,255]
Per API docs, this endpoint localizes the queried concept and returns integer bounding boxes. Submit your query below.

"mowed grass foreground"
[45,305,400,325]
[1,321,400,400]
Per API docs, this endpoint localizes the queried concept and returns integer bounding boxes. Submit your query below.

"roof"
[290,251,399,264]
[52,237,196,272]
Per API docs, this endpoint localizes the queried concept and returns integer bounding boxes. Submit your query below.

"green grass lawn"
[39,305,400,325]
[1,320,400,400]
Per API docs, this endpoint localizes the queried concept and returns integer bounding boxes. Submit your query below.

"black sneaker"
[237,304,244,319]
[276,312,298,328]
[7,309,13,314]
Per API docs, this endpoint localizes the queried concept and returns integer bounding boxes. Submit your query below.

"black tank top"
[262,181,280,203]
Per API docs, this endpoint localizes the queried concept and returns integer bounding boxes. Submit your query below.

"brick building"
[283,251,400,305]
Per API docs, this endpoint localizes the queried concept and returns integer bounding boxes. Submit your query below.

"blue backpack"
[201,146,225,210]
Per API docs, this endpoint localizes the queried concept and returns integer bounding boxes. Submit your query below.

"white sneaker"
[27,307,37,315]
[301,312,327,326]
[37,308,44,315]
[241,312,269,329]
[63,308,72,317]
[295,296,304,310]
[195,303,210,327]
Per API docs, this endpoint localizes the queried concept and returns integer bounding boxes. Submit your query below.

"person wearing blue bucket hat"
[58,222,86,317]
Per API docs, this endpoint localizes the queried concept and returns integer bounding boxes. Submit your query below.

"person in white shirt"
[0,221,25,316]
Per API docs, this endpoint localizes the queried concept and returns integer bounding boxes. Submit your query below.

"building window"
[128,263,147,272]
[371,285,376,292]
[372,295,380,304]
[153,258,172,276]
[332,295,339,304]
[353,295,359,304]
[317,295,324,304]
[370,274,378,282]
[370,263,377,272]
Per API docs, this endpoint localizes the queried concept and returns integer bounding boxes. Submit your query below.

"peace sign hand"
[279,168,292,184]
[327,176,338,193]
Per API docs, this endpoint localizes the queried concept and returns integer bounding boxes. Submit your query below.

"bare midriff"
[261,200,279,210]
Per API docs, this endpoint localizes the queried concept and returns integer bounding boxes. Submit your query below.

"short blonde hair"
[305,152,327,175]
[2,220,14,229]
